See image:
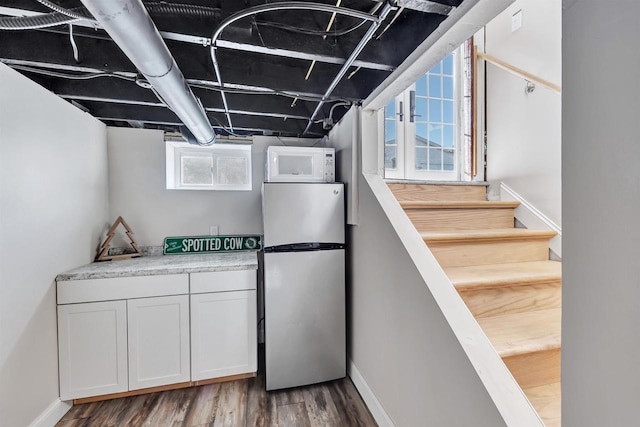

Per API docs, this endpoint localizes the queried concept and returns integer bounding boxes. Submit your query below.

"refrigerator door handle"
[264,243,345,253]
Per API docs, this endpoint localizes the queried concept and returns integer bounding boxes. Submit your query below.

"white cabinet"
[58,301,128,400]
[191,290,257,381]
[57,267,258,400]
[128,295,190,389]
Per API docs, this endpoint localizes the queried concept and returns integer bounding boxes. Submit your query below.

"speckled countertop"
[56,252,259,281]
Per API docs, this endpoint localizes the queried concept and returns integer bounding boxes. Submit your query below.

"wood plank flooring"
[56,371,377,427]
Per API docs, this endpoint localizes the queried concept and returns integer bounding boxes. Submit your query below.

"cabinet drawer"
[190,270,256,294]
[57,274,189,304]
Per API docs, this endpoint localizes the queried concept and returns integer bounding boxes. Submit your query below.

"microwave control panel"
[324,152,335,182]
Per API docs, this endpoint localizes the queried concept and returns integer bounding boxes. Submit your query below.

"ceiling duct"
[79,0,216,145]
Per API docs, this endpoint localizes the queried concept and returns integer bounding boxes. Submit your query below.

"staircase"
[389,183,561,427]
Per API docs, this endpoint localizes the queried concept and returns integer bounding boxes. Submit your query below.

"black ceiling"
[0,0,464,137]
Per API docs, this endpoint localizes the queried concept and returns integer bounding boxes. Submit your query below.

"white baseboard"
[348,360,395,427]
[500,183,562,258]
[29,399,72,427]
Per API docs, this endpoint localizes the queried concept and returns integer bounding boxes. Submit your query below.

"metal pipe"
[303,1,394,135]
[210,2,380,134]
[80,0,215,144]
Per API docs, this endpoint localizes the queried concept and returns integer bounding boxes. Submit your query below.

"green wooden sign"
[163,235,262,255]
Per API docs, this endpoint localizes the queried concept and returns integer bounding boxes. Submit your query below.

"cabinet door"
[127,295,190,390]
[191,290,257,381]
[58,301,128,400]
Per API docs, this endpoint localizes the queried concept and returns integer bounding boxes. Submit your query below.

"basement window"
[166,141,252,191]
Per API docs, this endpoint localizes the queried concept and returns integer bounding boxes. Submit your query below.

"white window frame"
[166,141,252,191]
[381,47,465,181]
[381,99,406,180]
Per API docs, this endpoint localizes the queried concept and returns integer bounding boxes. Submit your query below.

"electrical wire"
[255,19,367,37]
[209,116,247,137]
[0,2,220,31]
[36,0,95,21]
[68,24,79,62]
[254,1,382,38]
[8,64,136,81]
[329,101,351,118]
[0,12,77,30]
[144,2,220,18]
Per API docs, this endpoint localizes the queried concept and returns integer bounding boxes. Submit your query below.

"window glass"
[416,98,427,120]
[416,123,428,141]
[385,120,396,144]
[443,76,454,99]
[443,149,455,170]
[415,147,427,170]
[216,157,249,185]
[428,99,442,122]
[443,125,455,148]
[428,148,442,170]
[385,146,397,169]
[181,155,213,186]
[428,75,442,98]
[385,99,395,118]
[428,124,442,147]
[443,54,454,76]
[443,100,454,124]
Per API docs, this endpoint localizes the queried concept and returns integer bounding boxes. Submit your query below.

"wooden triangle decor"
[95,216,143,261]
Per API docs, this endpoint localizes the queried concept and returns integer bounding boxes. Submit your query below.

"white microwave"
[265,146,335,182]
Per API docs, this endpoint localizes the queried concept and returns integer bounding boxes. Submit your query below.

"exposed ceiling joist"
[0,59,356,103]
[59,94,311,121]
[75,100,324,134]
[215,40,394,72]
[0,0,466,138]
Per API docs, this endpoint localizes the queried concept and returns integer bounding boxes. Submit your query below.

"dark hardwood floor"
[56,372,377,426]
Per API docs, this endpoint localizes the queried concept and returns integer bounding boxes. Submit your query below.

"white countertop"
[56,252,259,281]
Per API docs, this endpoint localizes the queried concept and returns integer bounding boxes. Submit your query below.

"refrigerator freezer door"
[264,250,346,391]
[262,183,345,247]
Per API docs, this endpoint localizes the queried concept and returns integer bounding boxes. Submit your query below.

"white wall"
[484,0,562,227]
[0,63,109,426]
[562,1,640,425]
[107,128,321,246]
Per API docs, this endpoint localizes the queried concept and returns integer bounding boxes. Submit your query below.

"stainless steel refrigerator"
[262,182,346,391]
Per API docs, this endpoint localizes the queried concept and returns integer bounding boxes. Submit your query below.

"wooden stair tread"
[422,228,557,243]
[388,183,487,201]
[400,200,520,209]
[446,261,562,291]
[477,308,561,358]
[523,382,561,427]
